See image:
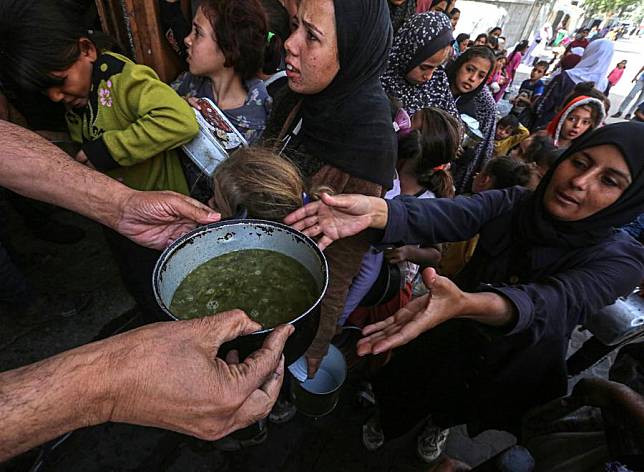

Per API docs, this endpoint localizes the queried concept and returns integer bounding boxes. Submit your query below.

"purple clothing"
[495,51,522,101]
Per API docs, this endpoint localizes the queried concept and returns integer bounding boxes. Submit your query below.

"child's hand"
[186,97,202,111]
[384,246,409,265]
[74,150,96,169]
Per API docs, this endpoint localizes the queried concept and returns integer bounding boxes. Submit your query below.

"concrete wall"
[455,0,554,47]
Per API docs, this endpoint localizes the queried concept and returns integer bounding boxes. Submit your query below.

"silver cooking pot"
[152,219,328,364]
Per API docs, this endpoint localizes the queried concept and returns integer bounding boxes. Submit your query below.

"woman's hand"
[284,193,388,250]
[356,268,466,356]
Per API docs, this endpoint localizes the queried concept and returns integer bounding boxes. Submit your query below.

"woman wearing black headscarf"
[445,46,498,193]
[285,122,644,459]
[381,11,457,117]
[263,0,396,379]
[388,0,417,33]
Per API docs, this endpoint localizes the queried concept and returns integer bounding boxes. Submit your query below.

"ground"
[1,35,641,472]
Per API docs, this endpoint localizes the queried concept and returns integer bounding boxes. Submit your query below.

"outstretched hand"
[114,190,221,250]
[356,268,465,356]
[284,193,380,250]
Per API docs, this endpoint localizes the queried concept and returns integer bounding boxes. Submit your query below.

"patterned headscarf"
[381,11,456,116]
[388,0,417,33]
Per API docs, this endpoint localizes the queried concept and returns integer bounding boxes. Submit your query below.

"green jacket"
[66,52,198,194]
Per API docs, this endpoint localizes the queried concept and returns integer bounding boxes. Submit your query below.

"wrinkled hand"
[114,190,220,250]
[384,246,409,265]
[106,310,293,440]
[284,193,375,250]
[357,268,464,356]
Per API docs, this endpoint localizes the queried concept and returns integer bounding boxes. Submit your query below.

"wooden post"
[94,0,191,83]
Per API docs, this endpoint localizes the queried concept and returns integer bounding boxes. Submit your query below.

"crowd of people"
[0,0,643,470]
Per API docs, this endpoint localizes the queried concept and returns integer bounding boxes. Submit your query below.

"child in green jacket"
[27,28,198,194]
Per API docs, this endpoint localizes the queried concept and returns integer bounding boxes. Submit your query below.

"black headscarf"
[388,0,417,33]
[514,122,644,248]
[299,0,396,188]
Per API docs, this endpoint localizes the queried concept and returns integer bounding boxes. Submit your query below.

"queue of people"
[1,0,642,469]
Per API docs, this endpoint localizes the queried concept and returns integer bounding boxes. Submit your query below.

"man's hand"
[106,310,293,440]
[357,268,465,356]
[113,190,221,250]
[284,193,387,250]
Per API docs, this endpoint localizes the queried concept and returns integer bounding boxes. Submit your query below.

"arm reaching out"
[284,193,388,250]
[0,120,219,249]
[0,311,293,461]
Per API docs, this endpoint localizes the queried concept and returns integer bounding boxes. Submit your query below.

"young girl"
[343,107,461,332]
[545,95,606,148]
[606,60,627,95]
[171,0,272,145]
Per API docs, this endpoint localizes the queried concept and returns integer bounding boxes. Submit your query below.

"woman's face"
[285,0,340,95]
[184,7,227,78]
[46,39,97,108]
[543,144,631,221]
[453,56,491,94]
[450,12,460,30]
[458,39,469,52]
[405,45,451,85]
[430,1,448,13]
[560,106,594,142]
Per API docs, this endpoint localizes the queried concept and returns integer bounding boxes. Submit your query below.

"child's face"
[560,106,593,142]
[530,66,546,81]
[46,39,96,108]
[184,7,228,78]
[472,171,492,193]
[495,125,513,141]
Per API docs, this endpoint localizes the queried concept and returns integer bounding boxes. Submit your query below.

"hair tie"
[302,192,311,205]
[267,31,275,45]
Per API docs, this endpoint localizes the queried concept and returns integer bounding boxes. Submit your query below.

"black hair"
[498,114,520,133]
[482,157,532,189]
[534,60,550,72]
[488,35,499,50]
[489,27,502,35]
[447,46,497,95]
[475,33,488,43]
[260,0,289,75]
[456,33,470,44]
[398,107,462,198]
[508,40,530,63]
[449,8,460,17]
[520,135,557,166]
[0,3,116,92]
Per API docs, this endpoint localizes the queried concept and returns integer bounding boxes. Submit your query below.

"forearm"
[0,340,114,461]
[456,291,517,327]
[0,120,131,230]
[368,196,389,229]
[405,246,441,268]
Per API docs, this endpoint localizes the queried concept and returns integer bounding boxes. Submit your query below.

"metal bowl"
[152,219,328,364]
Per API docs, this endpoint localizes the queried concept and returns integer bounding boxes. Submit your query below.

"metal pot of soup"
[153,219,328,365]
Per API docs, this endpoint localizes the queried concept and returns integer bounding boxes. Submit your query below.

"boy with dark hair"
[494,114,529,156]
[510,60,549,125]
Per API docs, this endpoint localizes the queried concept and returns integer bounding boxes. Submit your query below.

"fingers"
[421,267,438,290]
[230,355,285,428]
[232,324,293,397]
[166,192,221,224]
[225,349,240,364]
[317,235,334,251]
[196,310,262,349]
[284,201,322,227]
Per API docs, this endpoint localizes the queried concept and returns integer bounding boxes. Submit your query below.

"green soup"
[169,249,319,328]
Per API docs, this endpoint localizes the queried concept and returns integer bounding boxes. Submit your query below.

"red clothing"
[566,38,589,51]
[608,67,625,86]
